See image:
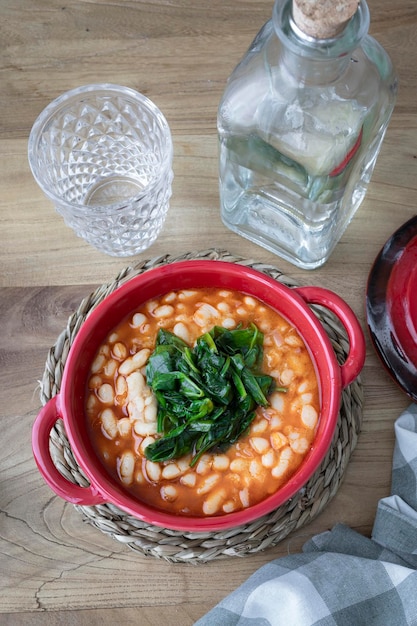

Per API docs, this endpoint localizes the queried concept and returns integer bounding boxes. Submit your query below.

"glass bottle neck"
[272,0,370,84]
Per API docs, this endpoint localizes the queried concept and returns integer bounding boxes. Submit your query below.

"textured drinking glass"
[28,84,173,257]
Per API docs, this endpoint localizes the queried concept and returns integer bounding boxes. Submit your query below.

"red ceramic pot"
[32,260,365,531]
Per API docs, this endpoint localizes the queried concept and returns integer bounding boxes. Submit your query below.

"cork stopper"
[292,0,360,39]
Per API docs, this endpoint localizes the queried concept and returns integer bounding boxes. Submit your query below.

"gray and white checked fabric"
[195,404,417,626]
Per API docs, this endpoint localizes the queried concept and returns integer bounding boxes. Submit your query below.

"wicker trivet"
[39,249,364,563]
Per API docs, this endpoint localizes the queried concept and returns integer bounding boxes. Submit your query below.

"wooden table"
[1,0,415,623]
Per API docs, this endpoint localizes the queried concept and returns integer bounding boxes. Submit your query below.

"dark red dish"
[366,215,417,401]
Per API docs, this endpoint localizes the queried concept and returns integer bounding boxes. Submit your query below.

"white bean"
[239,487,250,508]
[160,485,178,501]
[144,400,157,423]
[289,435,310,455]
[173,322,191,344]
[250,437,270,455]
[270,414,283,429]
[162,463,182,480]
[270,431,288,450]
[115,375,128,402]
[230,458,246,473]
[250,418,268,435]
[112,342,128,360]
[119,349,150,376]
[88,375,102,389]
[136,349,151,366]
[249,459,264,480]
[104,358,117,378]
[285,333,303,347]
[119,451,135,485]
[139,435,156,455]
[181,473,197,487]
[271,330,284,347]
[146,460,162,482]
[281,447,293,463]
[301,404,318,429]
[197,473,220,495]
[271,447,293,478]
[269,392,285,412]
[272,459,289,478]
[131,312,147,328]
[127,397,144,421]
[243,296,257,308]
[195,455,211,475]
[212,454,230,471]
[101,408,118,439]
[146,300,159,313]
[126,371,146,399]
[280,369,294,385]
[144,392,154,406]
[269,369,281,379]
[177,456,192,472]
[90,353,106,374]
[203,488,226,515]
[116,376,127,395]
[258,321,271,333]
[179,290,198,299]
[193,303,220,327]
[97,383,114,404]
[133,419,158,436]
[153,304,175,318]
[261,449,276,469]
[117,417,131,437]
[229,473,242,487]
[163,291,177,303]
[272,446,293,478]
[222,318,236,329]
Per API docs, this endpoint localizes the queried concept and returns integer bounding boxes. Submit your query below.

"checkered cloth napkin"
[195,404,417,626]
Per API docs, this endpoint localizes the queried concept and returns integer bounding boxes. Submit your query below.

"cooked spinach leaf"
[144,323,285,465]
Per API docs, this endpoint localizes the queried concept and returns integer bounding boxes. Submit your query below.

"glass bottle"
[218,0,397,269]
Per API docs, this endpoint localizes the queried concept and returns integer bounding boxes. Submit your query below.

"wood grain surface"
[1,0,416,623]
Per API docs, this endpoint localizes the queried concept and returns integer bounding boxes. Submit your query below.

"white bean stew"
[85,288,320,517]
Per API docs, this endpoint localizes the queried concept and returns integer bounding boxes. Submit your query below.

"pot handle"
[32,395,106,506]
[294,286,366,389]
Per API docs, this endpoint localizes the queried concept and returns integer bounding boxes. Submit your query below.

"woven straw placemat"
[39,249,364,563]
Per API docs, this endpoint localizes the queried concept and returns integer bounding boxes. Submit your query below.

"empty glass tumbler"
[28,84,173,257]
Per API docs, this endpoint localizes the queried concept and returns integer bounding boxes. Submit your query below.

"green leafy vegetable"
[144,323,286,466]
